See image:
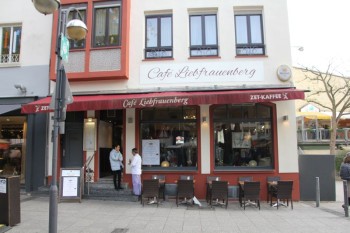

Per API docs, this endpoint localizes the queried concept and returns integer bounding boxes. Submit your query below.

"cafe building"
[22,0,304,200]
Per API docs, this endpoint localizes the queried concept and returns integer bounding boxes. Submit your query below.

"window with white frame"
[189,14,218,57]
[145,15,173,59]
[0,25,22,64]
[93,2,121,47]
[234,13,265,55]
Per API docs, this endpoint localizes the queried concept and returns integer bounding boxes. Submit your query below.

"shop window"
[234,13,265,56]
[145,15,173,59]
[213,104,273,169]
[140,106,198,170]
[66,7,87,49]
[189,14,218,57]
[93,2,121,47]
[0,25,21,65]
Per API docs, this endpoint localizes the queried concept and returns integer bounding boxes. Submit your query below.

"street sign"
[60,33,70,63]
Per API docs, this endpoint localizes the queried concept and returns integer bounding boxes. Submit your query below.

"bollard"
[343,180,349,217]
[315,177,320,207]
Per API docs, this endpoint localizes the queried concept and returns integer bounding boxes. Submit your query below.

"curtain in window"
[204,15,217,45]
[146,18,157,47]
[95,9,106,43]
[250,16,262,43]
[109,8,119,34]
[190,16,202,46]
[235,16,248,44]
[160,17,171,47]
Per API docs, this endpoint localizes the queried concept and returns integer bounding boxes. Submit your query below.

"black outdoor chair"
[240,181,261,210]
[141,179,160,207]
[152,175,166,200]
[209,180,228,209]
[176,179,194,207]
[238,176,253,205]
[266,176,280,202]
[270,180,293,209]
[206,176,221,203]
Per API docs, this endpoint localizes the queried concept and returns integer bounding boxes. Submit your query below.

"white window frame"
[0,24,22,66]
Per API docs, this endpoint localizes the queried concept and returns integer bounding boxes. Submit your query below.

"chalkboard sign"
[59,168,83,203]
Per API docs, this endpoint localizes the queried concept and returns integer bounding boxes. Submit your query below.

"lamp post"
[31,1,87,233]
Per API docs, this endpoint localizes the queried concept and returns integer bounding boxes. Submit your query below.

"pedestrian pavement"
[2,181,350,233]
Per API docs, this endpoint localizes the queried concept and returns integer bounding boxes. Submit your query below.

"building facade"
[22,0,304,199]
[0,0,52,191]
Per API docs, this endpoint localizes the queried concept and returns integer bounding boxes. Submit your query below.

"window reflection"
[140,107,198,169]
[214,104,273,169]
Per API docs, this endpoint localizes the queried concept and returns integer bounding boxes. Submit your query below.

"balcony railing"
[0,54,20,64]
[297,128,350,143]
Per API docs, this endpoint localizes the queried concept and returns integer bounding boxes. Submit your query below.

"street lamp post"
[31,1,87,233]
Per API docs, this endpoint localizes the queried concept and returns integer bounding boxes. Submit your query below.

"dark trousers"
[112,169,122,189]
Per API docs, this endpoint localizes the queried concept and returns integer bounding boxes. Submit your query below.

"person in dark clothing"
[340,152,350,206]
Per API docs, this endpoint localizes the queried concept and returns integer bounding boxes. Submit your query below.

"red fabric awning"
[21,88,305,114]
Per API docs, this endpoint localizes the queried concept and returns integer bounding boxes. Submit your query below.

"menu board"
[59,168,82,202]
[142,139,160,165]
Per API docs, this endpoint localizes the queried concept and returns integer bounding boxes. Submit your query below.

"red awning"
[21,88,305,114]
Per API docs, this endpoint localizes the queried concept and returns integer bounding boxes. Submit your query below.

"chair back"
[207,176,221,183]
[142,179,159,198]
[238,176,253,182]
[180,175,194,180]
[211,181,228,200]
[276,181,293,199]
[152,175,165,182]
[267,176,280,182]
[243,181,260,199]
[177,179,194,197]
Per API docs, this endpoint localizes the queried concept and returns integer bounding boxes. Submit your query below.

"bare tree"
[301,64,350,155]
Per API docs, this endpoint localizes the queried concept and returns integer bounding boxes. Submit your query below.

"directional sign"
[60,33,70,63]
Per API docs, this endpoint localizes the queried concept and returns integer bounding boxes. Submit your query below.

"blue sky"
[288,0,350,76]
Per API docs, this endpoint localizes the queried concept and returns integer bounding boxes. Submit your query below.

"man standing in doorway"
[110,145,124,190]
[129,148,142,196]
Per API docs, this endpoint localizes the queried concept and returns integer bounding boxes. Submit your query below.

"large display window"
[139,106,198,170]
[213,104,274,170]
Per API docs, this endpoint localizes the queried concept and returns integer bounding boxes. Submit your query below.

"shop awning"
[21,88,305,114]
[296,112,331,120]
[0,104,21,115]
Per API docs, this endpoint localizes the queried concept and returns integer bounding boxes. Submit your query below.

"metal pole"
[343,180,349,217]
[315,177,320,207]
[49,9,65,233]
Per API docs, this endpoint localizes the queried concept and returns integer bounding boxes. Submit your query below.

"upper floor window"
[145,15,173,59]
[189,14,218,57]
[235,13,265,56]
[0,25,21,65]
[67,8,86,49]
[93,3,120,47]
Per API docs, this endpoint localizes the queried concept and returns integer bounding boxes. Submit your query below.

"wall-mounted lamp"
[202,116,207,123]
[128,117,133,124]
[87,117,93,122]
[14,84,27,93]
[283,115,289,121]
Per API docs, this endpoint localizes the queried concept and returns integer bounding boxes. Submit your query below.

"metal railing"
[297,128,350,143]
[82,151,96,195]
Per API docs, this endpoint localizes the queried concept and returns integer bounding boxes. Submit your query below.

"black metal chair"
[176,179,194,207]
[141,179,160,207]
[209,180,228,209]
[270,180,293,209]
[241,181,261,210]
[266,176,280,202]
[206,176,221,203]
[238,176,253,205]
[152,175,166,200]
